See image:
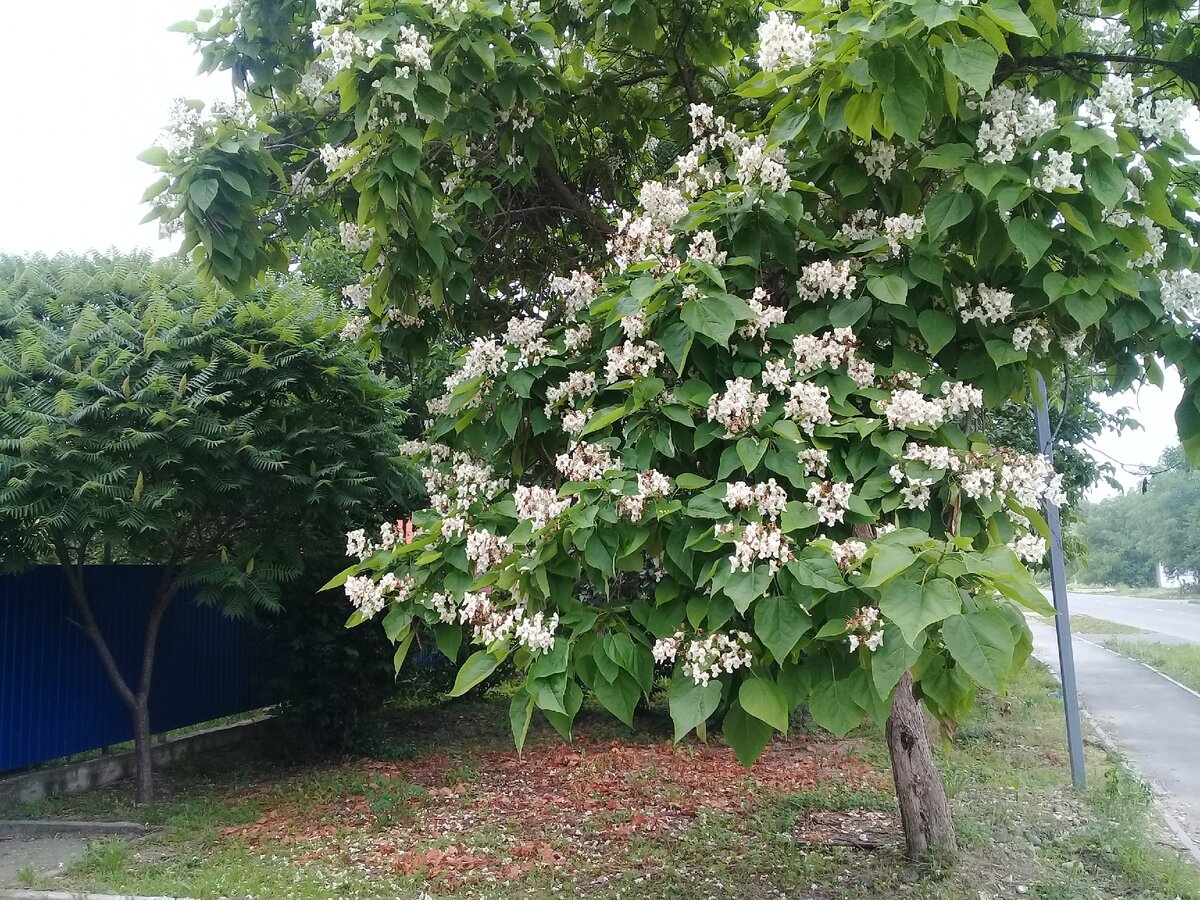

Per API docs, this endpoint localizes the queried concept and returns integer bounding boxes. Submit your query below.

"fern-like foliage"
[0,251,413,609]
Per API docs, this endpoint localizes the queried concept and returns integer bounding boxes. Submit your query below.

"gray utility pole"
[1033,371,1087,789]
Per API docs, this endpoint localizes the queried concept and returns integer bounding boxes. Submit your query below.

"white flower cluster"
[563,323,592,355]
[1086,75,1196,142]
[506,317,551,369]
[881,381,982,431]
[1009,533,1048,564]
[725,479,789,519]
[1160,269,1200,321]
[995,448,1067,508]
[807,480,854,527]
[1034,149,1082,193]
[465,528,510,574]
[345,572,413,621]
[739,287,787,340]
[340,314,370,341]
[420,445,507,519]
[883,213,925,255]
[975,86,1058,165]
[608,210,674,271]
[393,24,433,78]
[689,231,727,266]
[605,339,665,383]
[339,221,374,252]
[728,521,793,574]
[653,631,754,686]
[829,539,867,572]
[319,142,359,177]
[890,461,935,510]
[545,370,596,418]
[955,283,1014,325]
[637,180,689,228]
[757,11,819,72]
[514,485,574,531]
[795,259,857,303]
[800,448,830,476]
[904,442,962,473]
[555,441,616,482]
[846,606,884,652]
[444,336,508,400]
[446,591,560,654]
[783,381,834,433]
[707,377,770,435]
[313,23,383,75]
[618,469,674,520]
[856,141,896,182]
[733,136,792,194]
[1013,319,1051,354]
[549,268,599,318]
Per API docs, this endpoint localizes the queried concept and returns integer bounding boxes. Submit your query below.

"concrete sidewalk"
[1030,621,1200,847]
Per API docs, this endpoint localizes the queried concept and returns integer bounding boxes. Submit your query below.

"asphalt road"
[1064,591,1200,643]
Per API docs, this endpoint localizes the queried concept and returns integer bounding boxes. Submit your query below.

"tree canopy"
[146,0,1200,851]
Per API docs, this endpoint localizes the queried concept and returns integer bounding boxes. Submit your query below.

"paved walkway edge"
[1030,629,1200,867]
[0,822,150,840]
[0,892,195,900]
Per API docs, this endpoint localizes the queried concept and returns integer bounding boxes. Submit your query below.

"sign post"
[1033,371,1087,789]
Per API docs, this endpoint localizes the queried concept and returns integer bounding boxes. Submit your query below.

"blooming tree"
[150,0,1200,857]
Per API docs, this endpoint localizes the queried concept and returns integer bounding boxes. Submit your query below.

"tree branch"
[536,143,615,237]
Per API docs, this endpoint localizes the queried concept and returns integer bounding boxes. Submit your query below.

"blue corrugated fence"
[0,565,264,773]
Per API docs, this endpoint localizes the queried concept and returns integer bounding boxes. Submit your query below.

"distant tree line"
[1069,446,1200,588]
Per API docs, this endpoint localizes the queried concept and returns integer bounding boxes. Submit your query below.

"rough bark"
[887,671,958,862]
[132,701,155,804]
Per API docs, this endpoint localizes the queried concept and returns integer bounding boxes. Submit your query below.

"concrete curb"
[0,821,151,840]
[0,892,194,900]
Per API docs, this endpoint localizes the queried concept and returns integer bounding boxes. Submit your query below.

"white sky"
[0,1,1186,496]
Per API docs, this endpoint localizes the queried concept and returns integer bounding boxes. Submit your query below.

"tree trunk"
[131,701,155,805]
[887,672,957,862]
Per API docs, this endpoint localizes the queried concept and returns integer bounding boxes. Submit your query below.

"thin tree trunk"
[887,672,957,862]
[55,535,178,805]
[132,701,154,805]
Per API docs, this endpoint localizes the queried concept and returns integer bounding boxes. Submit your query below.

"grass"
[1070,584,1200,601]
[6,666,1199,900]
[1037,613,1148,635]
[1103,639,1200,693]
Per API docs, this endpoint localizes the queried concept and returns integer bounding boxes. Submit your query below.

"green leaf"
[867,275,908,305]
[941,611,1016,692]
[984,0,1038,36]
[669,673,722,741]
[392,630,415,673]
[942,41,999,97]
[754,595,812,662]
[986,340,1025,367]
[137,146,169,166]
[449,650,503,697]
[188,178,219,211]
[221,171,252,196]
[1086,157,1126,209]
[581,404,627,436]
[881,86,927,144]
[863,544,917,587]
[681,294,745,346]
[141,177,170,202]
[809,677,865,737]
[1006,218,1052,267]
[880,577,962,646]
[844,92,880,141]
[724,566,774,612]
[722,699,775,766]
[592,670,640,726]
[925,188,973,239]
[871,624,923,698]
[1065,294,1107,328]
[435,622,462,661]
[917,309,956,355]
[739,678,790,732]
[737,437,767,473]
[509,689,535,753]
[676,473,712,490]
[659,321,694,375]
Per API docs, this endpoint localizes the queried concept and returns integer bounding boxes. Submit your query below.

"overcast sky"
[0,0,1184,498]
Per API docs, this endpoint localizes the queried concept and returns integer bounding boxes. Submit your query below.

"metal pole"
[1034,371,1087,789]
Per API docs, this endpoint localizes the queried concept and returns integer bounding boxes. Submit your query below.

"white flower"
[955,284,1014,325]
[1161,270,1200,320]
[799,448,829,477]
[689,230,727,265]
[638,180,689,228]
[796,259,857,303]
[856,141,896,181]
[784,381,833,433]
[515,610,559,654]
[881,389,946,431]
[725,479,789,519]
[806,480,853,527]
[883,214,924,255]
[757,11,819,72]
[339,221,373,252]
[830,540,867,571]
[1034,149,1082,193]
[514,485,574,531]
[465,529,510,574]
[549,269,599,317]
[555,442,616,482]
[739,287,787,340]
[1010,533,1048,564]
[707,377,770,435]
[605,340,664,382]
